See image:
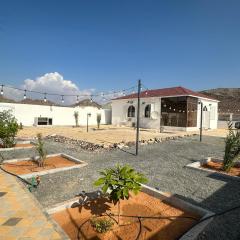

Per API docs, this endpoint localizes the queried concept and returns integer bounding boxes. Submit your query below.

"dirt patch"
[51,192,200,240]
[202,161,240,177]
[0,143,33,148]
[2,156,80,175]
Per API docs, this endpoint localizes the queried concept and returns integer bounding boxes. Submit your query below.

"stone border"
[3,153,88,179]
[0,141,35,152]
[46,184,214,240]
[186,157,240,181]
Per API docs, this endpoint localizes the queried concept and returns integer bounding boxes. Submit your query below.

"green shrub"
[74,111,79,127]
[222,122,240,172]
[90,217,114,233]
[94,164,148,224]
[36,133,47,167]
[97,113,101,129]
[0,110,19,148]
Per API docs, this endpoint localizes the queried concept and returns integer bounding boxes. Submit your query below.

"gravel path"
[1,135,240,240]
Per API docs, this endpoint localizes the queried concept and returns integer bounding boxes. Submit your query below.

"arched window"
[145,104,151,118]
[128,105,135,117]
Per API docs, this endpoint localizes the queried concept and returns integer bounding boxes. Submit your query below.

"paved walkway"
[0,170,68,240]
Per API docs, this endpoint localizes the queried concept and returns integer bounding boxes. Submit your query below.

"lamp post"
[198,101,203,142]
[87,113,91,132]
[136,79,141,156]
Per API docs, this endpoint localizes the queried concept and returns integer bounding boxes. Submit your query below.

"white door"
[203,111,210,129]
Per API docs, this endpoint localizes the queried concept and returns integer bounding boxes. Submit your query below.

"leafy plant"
[74,111,79,127]
[97,113,101,129]
[94,164,148,224]
[90,217,114,233]
[0,110,19,148]
[222,122,240,172]
[35,133,47,167]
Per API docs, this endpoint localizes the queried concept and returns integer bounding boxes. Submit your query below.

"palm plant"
[36,133,47,167]
[97,113,101,129]
[222,122,240,172]
[74,111,79,127]
[94,164,148,224]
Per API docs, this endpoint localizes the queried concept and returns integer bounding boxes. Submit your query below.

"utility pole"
[87,113,91,132]
[136,79,141,155]
[200,102,203,142]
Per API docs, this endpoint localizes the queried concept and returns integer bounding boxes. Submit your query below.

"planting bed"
[202,160,240,177]
[49,186,213,240]
[186,157,240,180]
[2,153,87,178]
[0,143,34,151]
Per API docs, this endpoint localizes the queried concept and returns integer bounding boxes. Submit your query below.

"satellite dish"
[151,111,159,120]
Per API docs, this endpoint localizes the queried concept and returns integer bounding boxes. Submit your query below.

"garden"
[0,110,239,240]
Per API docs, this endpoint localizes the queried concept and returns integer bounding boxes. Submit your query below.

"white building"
[0,99,111,126]
[112,86,219,131]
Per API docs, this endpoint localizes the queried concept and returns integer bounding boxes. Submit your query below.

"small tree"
[74,111,79,127]
[0,110,19,148]
[94,164,148,224]
[97,113,101,129]
[35,133,47,167]
[222,122,240,172]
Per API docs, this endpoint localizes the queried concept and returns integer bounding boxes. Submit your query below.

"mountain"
[200,88,240,113]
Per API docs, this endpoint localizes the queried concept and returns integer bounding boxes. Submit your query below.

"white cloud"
[4,72,93,104]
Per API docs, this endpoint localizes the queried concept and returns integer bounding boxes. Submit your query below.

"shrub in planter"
[74,111,79,127]
[222,122,240,172]
[35,133,47,167]
[97,113,101,129]
[0,110,19,148]
[94,164,148,224]
[90,217,114,233]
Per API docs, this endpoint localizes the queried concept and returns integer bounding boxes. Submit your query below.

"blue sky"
[0,0,239,97]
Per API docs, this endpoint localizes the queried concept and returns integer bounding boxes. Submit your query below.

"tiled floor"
[0,170,67,240]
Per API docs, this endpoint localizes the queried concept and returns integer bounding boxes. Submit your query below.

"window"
[127,105,135,117]
[145,104,151,118]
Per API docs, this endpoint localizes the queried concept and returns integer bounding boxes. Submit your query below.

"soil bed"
[51,192,200,240]
[202,161,240,177]
[2,156,80,175]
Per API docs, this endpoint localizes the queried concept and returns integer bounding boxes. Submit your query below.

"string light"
[90,96,93,103]
[23,90,27,99]
[1,85,3,95]
[61,95,64,103]
[44,93,47,102]
[76,95,79,103]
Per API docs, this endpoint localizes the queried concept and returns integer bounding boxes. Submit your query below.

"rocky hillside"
[200,88,240,113]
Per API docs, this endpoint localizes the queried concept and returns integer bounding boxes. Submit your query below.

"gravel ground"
[1,135,240,240]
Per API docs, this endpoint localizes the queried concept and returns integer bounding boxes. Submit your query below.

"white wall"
[0,102,111,126]
[112,97,162,129]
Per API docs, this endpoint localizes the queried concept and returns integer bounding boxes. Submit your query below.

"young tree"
[0,110,19,148]
[94,164,148,224]
[97,113,101,129]
[222,122,240,172]
[35,133,47,167]
[74,111,79,127]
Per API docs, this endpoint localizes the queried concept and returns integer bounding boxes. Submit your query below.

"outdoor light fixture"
[23,90,27,99]
[90,96,93,103]
[44,93,47,102]
[61,95,64,103]
[1,85,3,95]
